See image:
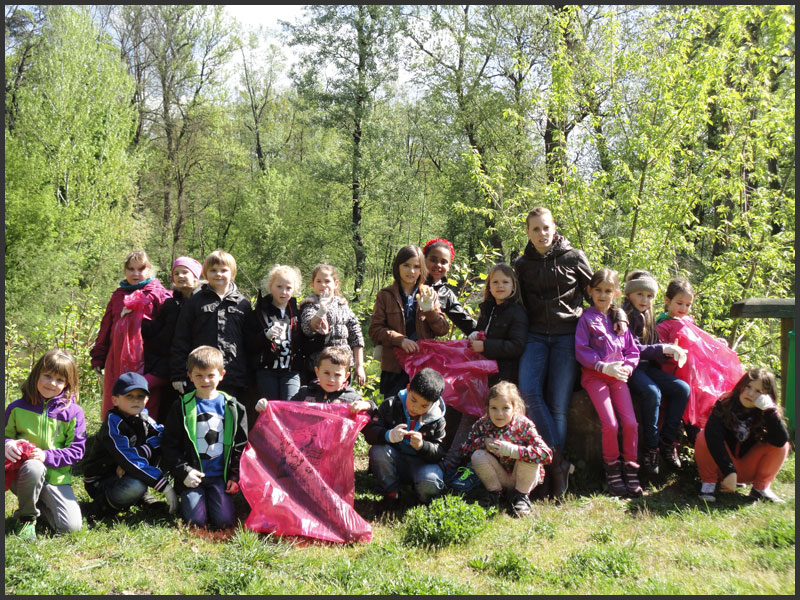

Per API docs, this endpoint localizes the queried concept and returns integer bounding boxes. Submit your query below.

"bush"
[403,494,492,549]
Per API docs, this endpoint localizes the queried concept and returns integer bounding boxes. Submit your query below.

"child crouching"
[459,382,552,516]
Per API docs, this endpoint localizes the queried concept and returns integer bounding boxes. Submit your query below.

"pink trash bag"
[240,401,372,543]
[393,339,498,417]
[657,317,743,428]
[5,440,36,491]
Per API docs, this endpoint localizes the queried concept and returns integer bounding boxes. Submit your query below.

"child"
[141,256,203,422]
[298,264,366,386]
[622,270,690,475]
[162,346,248,529]
[458,382,552,516]
[4,349,85,538]
[255,346,374,414]
[369,245,450,399]
[170,250,252,403]
[443,263,528,471]
[81,372,177,517]
[363,368,447,509]
[244,265,305,402]
[655,278,743,441]
[423,238,477,335]
[91,250,171,419]
[695,368,790,503]
[575,268,642,498]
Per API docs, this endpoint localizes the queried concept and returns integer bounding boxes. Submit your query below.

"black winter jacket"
[363,390,446,463]
[170,282,252,387]
[290,380,376,410]
[475,298,529,385]
[243,293,306,373]
[143,289,192,379]
[430,279,477,336]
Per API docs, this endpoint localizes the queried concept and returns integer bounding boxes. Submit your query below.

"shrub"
[403,494,492,548]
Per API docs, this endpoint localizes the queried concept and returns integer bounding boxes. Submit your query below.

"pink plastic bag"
[656,317,743,428]
[393,339,499,417]
[240,401,372,543]
[5,440,36,491]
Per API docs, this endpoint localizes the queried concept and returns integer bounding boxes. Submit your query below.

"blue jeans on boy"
[100,475,148,510]
[628,363,690,448]
[179,476,235,528]
[256,369,301,401]
[517,332,579,451]
[369,445,444,502]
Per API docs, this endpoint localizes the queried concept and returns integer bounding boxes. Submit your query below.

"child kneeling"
[459,382,552,516]
[364,368,447,510]
[163,346,248,529]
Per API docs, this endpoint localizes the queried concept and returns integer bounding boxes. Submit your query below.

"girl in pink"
[90,251,170,419]
[575,268,642,498]
[459,382,552,517]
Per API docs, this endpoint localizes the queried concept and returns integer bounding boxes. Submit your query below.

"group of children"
[5,206,791,539]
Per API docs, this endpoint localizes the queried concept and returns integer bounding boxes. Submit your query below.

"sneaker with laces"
[510,491,531,517]
[660,442,682,469]
[749,487,784,503]
[478,489,502,511]
[14,518,37,541]
[642,448,660,477]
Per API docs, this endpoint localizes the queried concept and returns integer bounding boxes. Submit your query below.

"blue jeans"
[256,369,301,401]
[368,445,444,502]
[179,476,235,528]
[628,363,690,448]
[517,332,579,451]
[100,475,148,510]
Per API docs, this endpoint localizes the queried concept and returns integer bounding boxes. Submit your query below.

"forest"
[4,5,795,399]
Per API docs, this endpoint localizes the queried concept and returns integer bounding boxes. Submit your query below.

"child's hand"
[120,307,132,318]
[613,319,628,335]
[663,343,687,368]
[720,472,737,493]
[313,317,330,335]
[717,337,729,347]
[266,322,285,341]
[255,398,268,413]
[349,400,371,414]
[754,394,775,411]
[486,438,518,457]
[601,361,629,382]
[387,424,408,444]
[417,285,437,312]
[355,364,366,386]
[93,366,104,376]
[225,480,240,495]
[183,469,205,488]
[29,447,46,462]
[4,439,21,462]
[405,430,423,450]
[399,338,419,353]
[116,465,126,478]
[162,483,178,514]
[172,381,185,394]
[468,339,484,353]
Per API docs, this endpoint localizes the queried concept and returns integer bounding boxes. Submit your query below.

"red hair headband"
[423,238,455,260]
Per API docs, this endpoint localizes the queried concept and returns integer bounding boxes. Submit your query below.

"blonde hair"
[203,250,237,280]
[310,263,343,298]
[187,345,225,374]
[485,381,526,417]
[124,250,154,278]
[525,206,554,228]
[22,349,79,406]
[262,264,302,296]
[483,263,521,304]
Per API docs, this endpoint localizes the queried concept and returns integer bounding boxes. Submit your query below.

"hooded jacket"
[575,306,640,373]
[363,389,446,463]
[513,235,593,336]
[170,282,252,387]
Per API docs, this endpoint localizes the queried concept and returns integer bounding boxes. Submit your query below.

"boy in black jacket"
[82,372,177,517]
[163,346,248,529]
[363,368,446,509]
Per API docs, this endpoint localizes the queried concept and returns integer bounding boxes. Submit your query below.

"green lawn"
[4,444,795,595]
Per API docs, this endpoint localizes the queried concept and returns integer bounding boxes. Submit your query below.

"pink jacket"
[575,306,639,373]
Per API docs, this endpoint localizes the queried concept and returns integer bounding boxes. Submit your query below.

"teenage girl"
[575,268,642,498]
[622,270,690,475]
[91,250,170,419]
[656,278,743,442]
[5,349,86,538]
[458,382,552,517]
[141,256,203,422]
[298,263,366,386]
[368,245,449,398]
[695,368,790,503]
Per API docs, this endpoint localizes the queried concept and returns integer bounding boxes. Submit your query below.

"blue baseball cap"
[112,372,150,396]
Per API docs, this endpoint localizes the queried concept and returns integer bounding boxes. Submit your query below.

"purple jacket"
[575,306,639,373]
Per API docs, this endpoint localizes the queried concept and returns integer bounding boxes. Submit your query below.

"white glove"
[754,394,775,411]
[172,381,185,394]
[468,331,480,341]
[162,483,178,514]
[664,342,687,368]
[183,469,204,488]
[255,398,268,413]
[388,424,407,444]
[491,439,519,457]
[417,286,436,312]
[120,307,132,317]
[601,361,629,382]
[5,439,21,462]
[93,366,104,375]
[266,322,285,341]
[315,292,333,318]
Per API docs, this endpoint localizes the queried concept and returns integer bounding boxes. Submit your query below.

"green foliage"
[561,543,641,582]
[403,494,493,548]
[749,517,795,549]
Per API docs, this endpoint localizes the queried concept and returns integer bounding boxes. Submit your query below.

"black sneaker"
[478,489,502,511]
[660,442,682,469]
[642,448,660,477]
[510,492,531,517]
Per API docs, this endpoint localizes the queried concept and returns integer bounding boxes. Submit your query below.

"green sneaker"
[14,518,37,541]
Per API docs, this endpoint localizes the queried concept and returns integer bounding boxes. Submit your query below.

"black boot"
[549,448,575,499]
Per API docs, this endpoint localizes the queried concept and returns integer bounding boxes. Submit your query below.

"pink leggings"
[581,369,638,463]
[695,430,790,489]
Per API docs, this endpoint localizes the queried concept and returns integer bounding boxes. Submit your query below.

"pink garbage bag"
[656,317,743,428]
[5,440,36,491]
[240,401,372,543]
[393,339,499,417]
